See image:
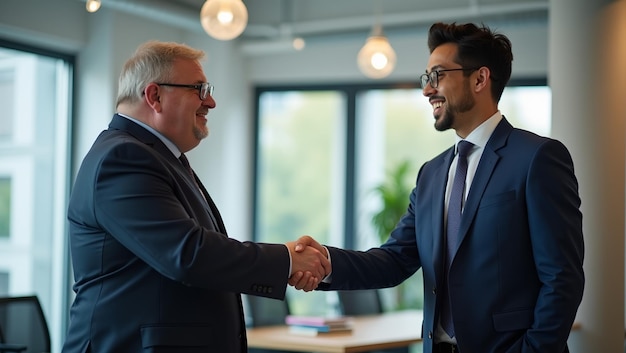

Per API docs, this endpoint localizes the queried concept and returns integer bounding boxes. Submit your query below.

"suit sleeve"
[522,139,584,351]
[91,142,290,298]
[318,193,423,291]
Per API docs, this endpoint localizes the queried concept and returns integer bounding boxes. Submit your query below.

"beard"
[434,80,475,132]
[193,124,209,140]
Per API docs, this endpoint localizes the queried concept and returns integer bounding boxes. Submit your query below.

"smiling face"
[154,58,216,152]
[422,43,477,136]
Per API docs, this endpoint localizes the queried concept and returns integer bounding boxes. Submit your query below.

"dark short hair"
[427,22,513,102]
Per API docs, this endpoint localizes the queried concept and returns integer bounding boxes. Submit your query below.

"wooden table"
[246,310,423,353]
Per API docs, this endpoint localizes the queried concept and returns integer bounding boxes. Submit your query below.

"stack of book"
[285,315,353,336]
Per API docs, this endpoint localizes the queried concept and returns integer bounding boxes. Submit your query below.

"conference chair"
[0,295,51,353]
[338,290,409,353]
[338,289,384,316]
[244,295,297,353]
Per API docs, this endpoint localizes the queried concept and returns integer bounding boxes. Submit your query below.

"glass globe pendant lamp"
[85,0,101,13]
[357,24,396,79]
[200,0,249,40]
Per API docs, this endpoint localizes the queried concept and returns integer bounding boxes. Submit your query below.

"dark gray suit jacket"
[63,114,288,353]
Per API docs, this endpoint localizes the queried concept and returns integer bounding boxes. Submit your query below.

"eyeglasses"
[156,82,214,100]
[419,68,478,89]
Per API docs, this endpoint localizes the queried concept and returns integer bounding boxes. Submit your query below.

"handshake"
[286,235,331,292]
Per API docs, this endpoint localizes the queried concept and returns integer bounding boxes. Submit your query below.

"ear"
[474,66,490,93]
[144,83,163,112]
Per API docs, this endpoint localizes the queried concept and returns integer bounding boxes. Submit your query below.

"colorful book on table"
[285,315,353,336]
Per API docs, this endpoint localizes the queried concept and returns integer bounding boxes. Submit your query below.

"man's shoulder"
[507,127,564,150]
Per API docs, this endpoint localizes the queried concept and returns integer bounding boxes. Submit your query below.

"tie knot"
[179,153,189,166]
[179,153,193,175]
[457,140,474,158]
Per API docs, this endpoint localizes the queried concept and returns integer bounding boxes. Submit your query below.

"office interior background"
[0,0,624,352]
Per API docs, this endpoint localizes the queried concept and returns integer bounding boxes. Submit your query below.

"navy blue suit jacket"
[320,118,584,353]
[63,115,289,353]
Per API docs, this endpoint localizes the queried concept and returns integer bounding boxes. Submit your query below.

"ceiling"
[91,0,549,42]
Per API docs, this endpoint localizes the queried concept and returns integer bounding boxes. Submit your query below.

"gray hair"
[116,40,205,106]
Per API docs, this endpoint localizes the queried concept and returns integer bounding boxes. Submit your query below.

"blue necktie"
[441,140,473,338]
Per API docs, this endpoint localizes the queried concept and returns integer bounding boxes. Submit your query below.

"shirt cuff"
[286,244,292,277]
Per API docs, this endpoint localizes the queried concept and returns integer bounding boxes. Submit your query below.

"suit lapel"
[433,146,455,279]
[193,173,227,234]
[177,163,225,232]
[182,170,226,233]
[110,114,227,234]
[453,118,512,256]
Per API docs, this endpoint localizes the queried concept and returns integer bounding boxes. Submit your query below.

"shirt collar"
[116,113,182,158]
[455,111,503,152]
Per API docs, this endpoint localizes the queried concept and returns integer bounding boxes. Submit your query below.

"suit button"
[428,331,433,339]
[433,287,437,294]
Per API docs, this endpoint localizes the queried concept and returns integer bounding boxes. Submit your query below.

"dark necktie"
[179,153,222,230]
[179,153,195,179]
[179,153,207,202]
[441,140,474,338]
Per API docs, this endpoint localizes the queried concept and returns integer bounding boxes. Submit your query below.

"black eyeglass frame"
[419,68,479,89]
[155,82,214,100]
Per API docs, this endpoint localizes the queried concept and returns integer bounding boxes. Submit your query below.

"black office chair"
[338,290,409,353]
[244,295,298,353]
[0,295,51,353]
[338,289,384,316]
[246,295,291,327]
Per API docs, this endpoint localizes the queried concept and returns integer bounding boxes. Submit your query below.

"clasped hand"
[286,235,330,292]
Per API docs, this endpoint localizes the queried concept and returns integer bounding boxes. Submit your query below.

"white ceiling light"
[292,37,305,50]
[200,0,248,40]
[357,24,396,79]
[85,0,101,13]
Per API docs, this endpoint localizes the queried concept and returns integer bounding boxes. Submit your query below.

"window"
[255,90,347,314]
[0,41,73,353]
[0,178,10,237]
[254,82,550,315]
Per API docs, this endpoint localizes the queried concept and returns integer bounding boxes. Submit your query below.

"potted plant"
[371,160,414,242]
[370,160,422,310]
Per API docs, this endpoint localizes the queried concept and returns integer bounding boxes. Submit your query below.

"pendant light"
[357,24,396,79]
[85,0,101,13]
[200,0,248,41]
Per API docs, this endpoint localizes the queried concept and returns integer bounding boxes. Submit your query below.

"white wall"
[550,0,626,351]
[245,22,548,84]
[0,0,86,52]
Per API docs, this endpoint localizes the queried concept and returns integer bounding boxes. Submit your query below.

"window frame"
[252,78,547,248]
[0,37,75,352]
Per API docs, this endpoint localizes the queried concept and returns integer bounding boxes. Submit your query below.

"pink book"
[285,315,352,327]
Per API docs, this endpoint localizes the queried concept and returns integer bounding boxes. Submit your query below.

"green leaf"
[370,160,413,243]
